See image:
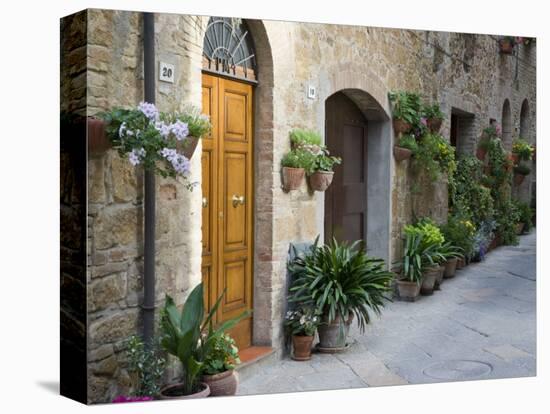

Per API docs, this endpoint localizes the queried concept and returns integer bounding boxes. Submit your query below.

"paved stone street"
[238,231,536,395]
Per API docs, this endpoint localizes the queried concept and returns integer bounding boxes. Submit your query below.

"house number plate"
[159,62,175,83]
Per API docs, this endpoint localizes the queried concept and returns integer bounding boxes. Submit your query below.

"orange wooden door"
[201,73,254,349]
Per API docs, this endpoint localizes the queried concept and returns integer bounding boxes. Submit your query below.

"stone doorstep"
[236,346,278,382]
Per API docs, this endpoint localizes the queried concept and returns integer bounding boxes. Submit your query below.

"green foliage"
[284,306,322,337]
[126,335,166,397]
[441,215,476,259]
[389,91,422,126]
[397,134,419,152]
[202,334,241,375]
[404,218,445,249]
[288,237,394,333]
[412,133,456,181]
[514,164,531,175]
[513,199,533,232]
[281,149,316,170]
[399,232,426,284]
[496,199,519,245]
[450,155,495,227]
[512,138,534,161]
[290,129,322,147]
[309,148,342,173]
[177,105,212,138]
[482,125,501,139]
[422,103,444,120]
[160,284,249,395]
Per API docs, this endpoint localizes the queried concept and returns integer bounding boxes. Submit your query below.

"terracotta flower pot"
[393,118,411,135]
[396,279,421,302]
[421,266,439,295]
[309,171,334,192]
[393,145,413,162]
[444,257,458,279]
[476,147,487,161]
[201,370,238,396]
[514,173,525,186]
[434,265,445,290]
[511,153,519,164]
[88,117,111,154]
[292,335,315,361]
[159,382,211,400]
[456,257,466,269]
[499,38,514,54]
[282,167,305,191]
[427,118,443,133]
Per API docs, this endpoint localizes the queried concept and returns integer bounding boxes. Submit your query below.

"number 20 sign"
[159,62,175,83]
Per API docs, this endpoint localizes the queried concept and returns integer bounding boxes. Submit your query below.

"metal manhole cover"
[423,360,492,380]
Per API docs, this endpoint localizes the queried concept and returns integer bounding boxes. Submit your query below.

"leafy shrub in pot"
[281,149,316,191]
[288,237,393,350]
[422,103,445,133]
[201,334,241,396]
[307,148,342,191]
[159,283,248,399]
[284,306,321,360]
[389,91,422,134]
[394,134,417,162]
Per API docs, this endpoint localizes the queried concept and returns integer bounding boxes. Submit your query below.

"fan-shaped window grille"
[203,17,257,82]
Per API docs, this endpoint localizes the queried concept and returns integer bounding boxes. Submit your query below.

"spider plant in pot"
[159,283,248,399]
[288,237,394,352]
[396,231,424,301]
[284,305,321,361]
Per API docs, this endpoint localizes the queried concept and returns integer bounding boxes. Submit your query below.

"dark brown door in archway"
[325,92,368,244]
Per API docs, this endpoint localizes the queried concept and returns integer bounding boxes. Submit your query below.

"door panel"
[201,73,253,349]
[325,93,368,244]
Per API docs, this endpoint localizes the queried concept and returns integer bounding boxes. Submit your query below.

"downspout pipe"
[142,12,156,346]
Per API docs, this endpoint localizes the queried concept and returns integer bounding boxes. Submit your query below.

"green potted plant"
[389,91,422,135]
[284,306,321,361]
[512,138,533,163]
[288,237,393,351]
[512,199,533,235]
[395,231,425,301]
[412,133,456,182]
[281,149,315,191]
[513,164,531,185]
[307,148,342,191]
[200,333,241,396]
[477,125,501,160]
[498,36,516,54]
[404,219,446,295]
[422,103,445,133]
[441,216,473,277]
[437,241,464,280]
[290,128,323,154]
[393,133,418,162]
[159,283,248,399]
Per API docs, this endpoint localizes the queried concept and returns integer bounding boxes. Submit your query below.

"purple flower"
[112,395,153,403]
[155,121,171,138]
[420,117,428,126]
[170,120,189,141]
[129,148,146,166]
[159,148,190,175]
[138,101,159,122]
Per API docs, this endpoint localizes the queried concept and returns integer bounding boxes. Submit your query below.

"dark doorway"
[324,92,368,244]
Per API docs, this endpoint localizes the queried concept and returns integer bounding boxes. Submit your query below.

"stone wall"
[77,10,536,403]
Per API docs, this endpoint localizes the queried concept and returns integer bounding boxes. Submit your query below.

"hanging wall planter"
[309,171,334,192]
[177,136,200,159]
[88,117,111,154]
[282,166,305,191]
[426,117,443,133]
[392,118,411,135]
[393,145,413,162]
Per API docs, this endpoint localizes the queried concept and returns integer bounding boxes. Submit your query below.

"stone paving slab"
[237,231,536,396]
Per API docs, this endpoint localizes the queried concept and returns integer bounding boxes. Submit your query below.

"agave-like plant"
[288,237,394,333]
[160,283,248,395]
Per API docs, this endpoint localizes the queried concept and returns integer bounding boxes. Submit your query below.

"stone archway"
[321,84,392,265]
[501,99,512,150]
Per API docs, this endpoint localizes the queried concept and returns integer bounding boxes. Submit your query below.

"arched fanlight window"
[203,17,257,82]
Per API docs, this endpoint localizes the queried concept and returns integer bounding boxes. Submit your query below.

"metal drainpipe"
[142,12,156,346]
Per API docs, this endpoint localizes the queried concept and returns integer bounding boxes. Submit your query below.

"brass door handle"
[232,194,245,207]
[202,197,208,208]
